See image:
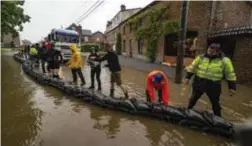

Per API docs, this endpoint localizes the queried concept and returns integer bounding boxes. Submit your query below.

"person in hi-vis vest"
[183,43,236,117]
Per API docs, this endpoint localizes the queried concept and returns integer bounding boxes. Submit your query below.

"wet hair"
[209,43,221,50]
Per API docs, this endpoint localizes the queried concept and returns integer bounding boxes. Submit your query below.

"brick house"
[66,23,92,44]
[106,1,252,83]
[90,31,105,43]
[81,29,92,43]
[105,4,141,48]
[208,1,252,83]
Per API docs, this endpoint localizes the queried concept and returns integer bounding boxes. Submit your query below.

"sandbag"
[63,84,75,94]
[103,97,120,109]
[117,98,136,113]
[202,111,233,128]
[179,109,210,127]
[130,98,152,112]
[91,92,107,107]
[80,88,94,102]
[161,105,186,123]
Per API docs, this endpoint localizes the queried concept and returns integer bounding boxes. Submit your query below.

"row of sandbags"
[13,53,235,139]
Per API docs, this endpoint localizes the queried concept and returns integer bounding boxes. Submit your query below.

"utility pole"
[175,1,189,83]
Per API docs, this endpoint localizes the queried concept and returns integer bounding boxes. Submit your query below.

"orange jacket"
[146,70,169,105]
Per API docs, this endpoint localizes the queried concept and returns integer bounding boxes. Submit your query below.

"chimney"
[121,4,126,11]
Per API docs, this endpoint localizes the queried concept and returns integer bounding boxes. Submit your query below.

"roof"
[105,1,159,34]
[92,31,104,35]
[108,7,142,25]
[53,29,78,35]
[209,26,252,38]
[82,29,92,36]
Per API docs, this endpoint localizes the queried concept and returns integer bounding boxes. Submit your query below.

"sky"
[19,0,153,43]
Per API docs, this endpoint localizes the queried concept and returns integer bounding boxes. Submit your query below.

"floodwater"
[2,52,252,146]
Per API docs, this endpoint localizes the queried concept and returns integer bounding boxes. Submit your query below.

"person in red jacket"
[146,70,169,105]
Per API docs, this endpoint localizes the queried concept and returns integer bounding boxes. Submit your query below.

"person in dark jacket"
[183,43,236,117]
[50,43,63,78]
[39,43,48,73]
[87,47,101,90]
[44,43,55,76]
[99,46,128,99]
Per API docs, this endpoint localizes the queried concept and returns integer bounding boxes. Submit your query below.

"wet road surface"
[2,52,252,146]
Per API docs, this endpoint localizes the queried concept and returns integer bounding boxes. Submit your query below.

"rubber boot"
[97,82,101,91]
[110,89,114,97]
[89,84,94,89]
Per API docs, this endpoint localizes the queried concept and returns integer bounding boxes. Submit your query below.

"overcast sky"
[19,0,153,43]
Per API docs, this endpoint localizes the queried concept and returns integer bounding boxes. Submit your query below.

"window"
[129,23,132,32]
[139,18,143,25]
[129,39,132,57]
[84,36,88,42]
[138,39,143,54]
[123,26,126,34]
[123,40,126,52]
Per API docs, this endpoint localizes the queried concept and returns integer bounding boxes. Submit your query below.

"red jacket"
[43,41,51,49]
[146,70,169,105]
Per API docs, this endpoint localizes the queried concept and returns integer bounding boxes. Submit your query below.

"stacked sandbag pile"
[13,53,235,139]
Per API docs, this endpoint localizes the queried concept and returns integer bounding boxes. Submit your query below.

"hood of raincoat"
[70,44,78,53]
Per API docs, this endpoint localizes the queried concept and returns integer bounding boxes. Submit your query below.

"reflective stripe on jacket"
[186,54,236,81]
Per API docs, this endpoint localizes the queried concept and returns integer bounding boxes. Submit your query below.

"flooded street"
[2,52,252,146]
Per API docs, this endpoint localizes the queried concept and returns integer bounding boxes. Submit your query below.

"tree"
[116,33,121,55]
[1,1,31,39]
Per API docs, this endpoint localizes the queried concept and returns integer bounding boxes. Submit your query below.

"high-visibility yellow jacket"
[30,47,38,55]
[66,44,83,68]
[186,54,236,81]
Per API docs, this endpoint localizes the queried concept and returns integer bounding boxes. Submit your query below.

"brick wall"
[233,37,252,83]
[90,32,105,43]
[212,1,251,30]
[118,1,213,61]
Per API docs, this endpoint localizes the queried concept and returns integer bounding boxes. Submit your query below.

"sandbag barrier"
[13,53,235,139]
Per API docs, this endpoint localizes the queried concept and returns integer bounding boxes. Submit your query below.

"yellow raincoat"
[66,44,83,68]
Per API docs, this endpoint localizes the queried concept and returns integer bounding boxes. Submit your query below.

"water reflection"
[89,107,121,139]
[2,54,43,146]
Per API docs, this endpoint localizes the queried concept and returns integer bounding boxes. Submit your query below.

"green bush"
[116,33,121,55]
[81,44,100,52]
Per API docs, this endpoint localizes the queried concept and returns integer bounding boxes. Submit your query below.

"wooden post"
[175,1,189,83]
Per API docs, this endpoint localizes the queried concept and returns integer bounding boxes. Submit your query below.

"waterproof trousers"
[90,67,101,89]
[187,78,222,117]
[71,68,86,84]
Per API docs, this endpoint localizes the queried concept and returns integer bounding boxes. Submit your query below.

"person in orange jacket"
[146,70,169,105]
[66,44,86,86]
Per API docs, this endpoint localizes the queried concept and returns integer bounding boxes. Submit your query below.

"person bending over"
[146,70,169,105]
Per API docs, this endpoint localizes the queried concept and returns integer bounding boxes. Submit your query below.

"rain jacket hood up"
[66,44,83,68]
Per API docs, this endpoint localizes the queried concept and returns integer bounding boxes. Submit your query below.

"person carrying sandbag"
[146,70,169,105]
[99,46,128,99]
[183,43,236,117]
[66,44,86,86]
[87,47,101,91]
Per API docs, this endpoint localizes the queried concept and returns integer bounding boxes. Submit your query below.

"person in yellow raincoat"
[66,44,86,86]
